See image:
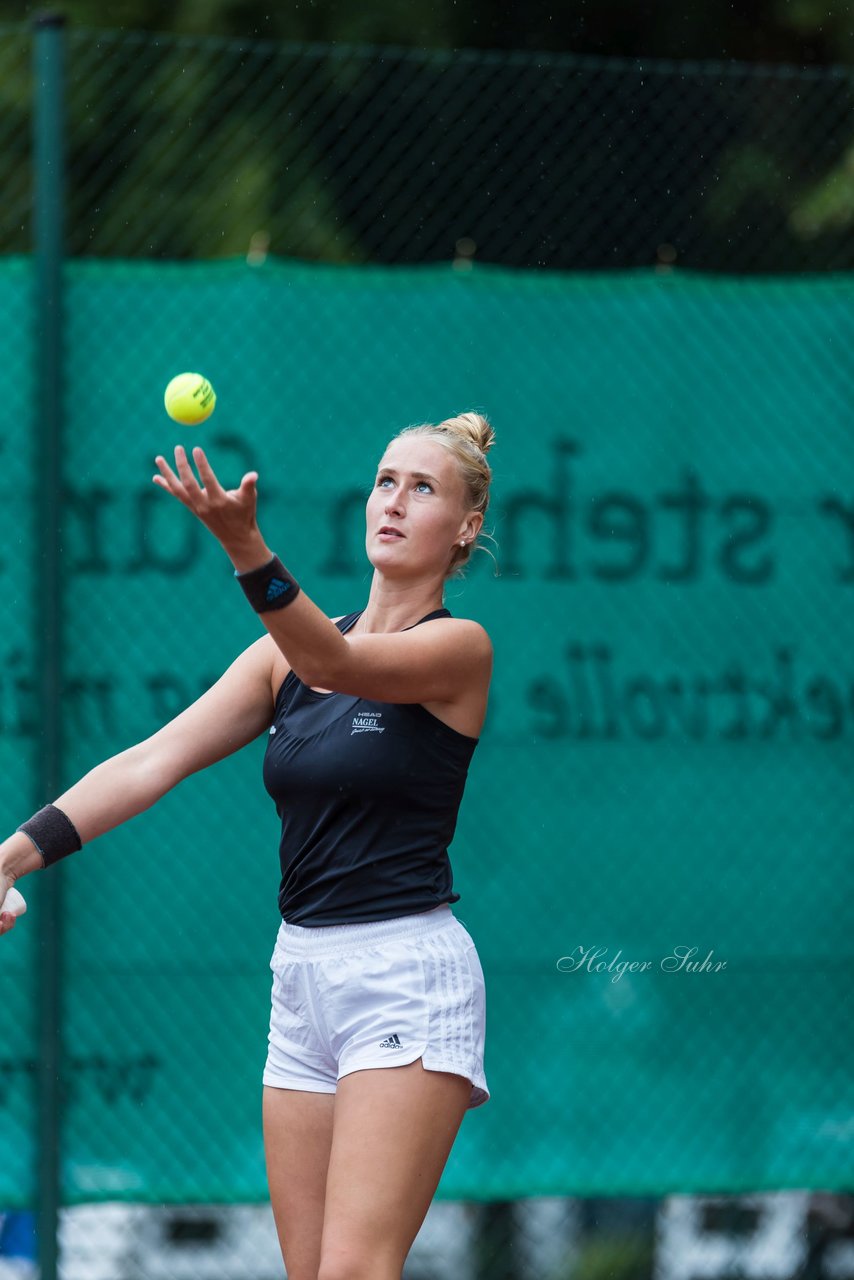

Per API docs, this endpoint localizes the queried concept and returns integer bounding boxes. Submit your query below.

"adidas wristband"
[17,804,83,868]
[235,555,301,613]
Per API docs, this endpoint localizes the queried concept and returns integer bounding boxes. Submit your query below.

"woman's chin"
[368,539,405,562]
[367,546,437,578]
[367,551,410,575]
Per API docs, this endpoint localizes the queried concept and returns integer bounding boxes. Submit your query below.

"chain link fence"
[1,25,854,268]
[1,19,853,1280]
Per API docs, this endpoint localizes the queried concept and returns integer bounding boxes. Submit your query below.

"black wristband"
[235,555,301,613]
[17,804,83,868]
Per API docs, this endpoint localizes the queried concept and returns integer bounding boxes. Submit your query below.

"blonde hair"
[393,411,496,579]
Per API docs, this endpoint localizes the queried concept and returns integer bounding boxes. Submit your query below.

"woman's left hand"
[154,446,267,564]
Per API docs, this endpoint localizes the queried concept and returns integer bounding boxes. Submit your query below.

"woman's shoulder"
[414,615,492,740]
[421,613,493,655]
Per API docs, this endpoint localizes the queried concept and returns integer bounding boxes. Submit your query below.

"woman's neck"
[354,578,445,634]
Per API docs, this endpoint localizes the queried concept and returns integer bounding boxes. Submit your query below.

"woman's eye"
[375,475,431,493]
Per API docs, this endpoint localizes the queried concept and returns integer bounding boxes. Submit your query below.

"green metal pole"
[33,13,66,1280]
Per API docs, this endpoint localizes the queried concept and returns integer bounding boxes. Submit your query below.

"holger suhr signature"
[557,945,727,982]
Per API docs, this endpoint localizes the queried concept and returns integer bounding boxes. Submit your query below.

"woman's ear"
[461,513,483,544]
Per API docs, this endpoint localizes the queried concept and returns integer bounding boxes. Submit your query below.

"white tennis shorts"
[263,903,489,1108]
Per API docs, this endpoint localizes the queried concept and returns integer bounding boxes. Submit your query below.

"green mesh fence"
[1,19,853,1280]
[0,28,29,250]
[1,257,852,1211]
[0,256,38,1208]
[2,26,854,269]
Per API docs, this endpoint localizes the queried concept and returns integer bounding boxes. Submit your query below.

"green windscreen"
[0,259,851,1203]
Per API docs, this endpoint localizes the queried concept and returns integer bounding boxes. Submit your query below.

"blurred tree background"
[1,0,852,269]
[5,0,854,64]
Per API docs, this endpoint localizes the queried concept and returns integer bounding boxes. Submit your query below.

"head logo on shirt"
[351,710,385,735]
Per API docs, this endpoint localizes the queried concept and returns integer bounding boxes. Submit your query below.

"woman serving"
[0,411,495,1280]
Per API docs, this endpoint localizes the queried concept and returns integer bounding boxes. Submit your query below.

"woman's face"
[365,436,479,579]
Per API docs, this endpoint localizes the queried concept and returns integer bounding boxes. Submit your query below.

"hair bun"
[438,411,495,456]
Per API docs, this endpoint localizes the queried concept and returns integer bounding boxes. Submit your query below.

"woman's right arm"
[0,633,282,931]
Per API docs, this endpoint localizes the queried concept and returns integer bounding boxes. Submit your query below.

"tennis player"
[0,411,495,1280]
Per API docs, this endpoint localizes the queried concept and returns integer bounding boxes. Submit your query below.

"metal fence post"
[33,12,66,1280]
[476,1201,519,1280]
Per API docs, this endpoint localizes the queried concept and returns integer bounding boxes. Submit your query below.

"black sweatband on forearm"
[17,804,83,868]
[235,555,301,613]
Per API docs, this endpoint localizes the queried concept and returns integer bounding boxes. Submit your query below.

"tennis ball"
[164,372,216,425]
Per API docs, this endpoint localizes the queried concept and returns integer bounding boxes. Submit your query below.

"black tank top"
[262,609,480,925]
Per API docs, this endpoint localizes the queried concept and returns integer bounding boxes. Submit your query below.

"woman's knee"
[317,1245,403,1280]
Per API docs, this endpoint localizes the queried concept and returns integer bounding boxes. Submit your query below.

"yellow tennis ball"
[164,372,216,425]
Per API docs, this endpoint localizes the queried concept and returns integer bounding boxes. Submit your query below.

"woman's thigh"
[263,1084,335,1280]
[318,1060,471,1280]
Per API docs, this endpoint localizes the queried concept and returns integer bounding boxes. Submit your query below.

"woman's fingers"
[154,453,179,483]
[173,445,203,495]
[152,449,209,508]
[153,448,260,542]
[153,454,188,499]
[192,446,227,498]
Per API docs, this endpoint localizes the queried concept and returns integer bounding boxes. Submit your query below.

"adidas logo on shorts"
[378,1033,403,1049]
